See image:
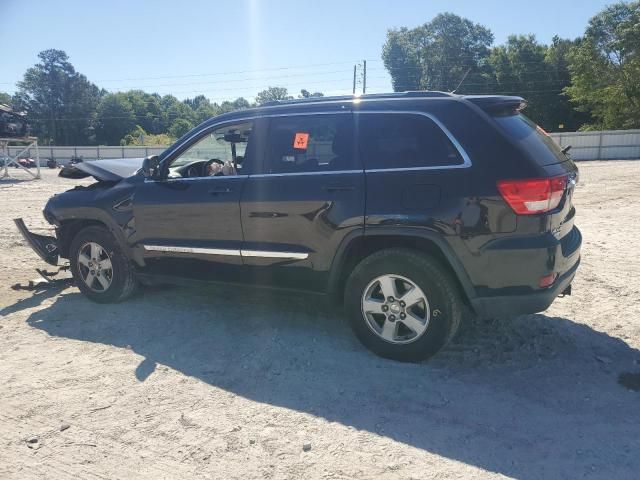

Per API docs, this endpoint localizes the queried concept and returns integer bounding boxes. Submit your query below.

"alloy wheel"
[77,242,113,292]
[361,274,431,344]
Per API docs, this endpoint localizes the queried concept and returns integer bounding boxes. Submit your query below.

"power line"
[103,79,355,97]
[84,60,361,83]
[98,69,355,91]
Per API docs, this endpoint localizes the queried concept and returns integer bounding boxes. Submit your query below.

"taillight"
[539,272,558,288]
[497,175,567,215]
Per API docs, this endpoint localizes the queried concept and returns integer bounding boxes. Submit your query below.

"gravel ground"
[0,163,639,480]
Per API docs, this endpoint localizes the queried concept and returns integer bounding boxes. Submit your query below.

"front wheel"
[69,226,137,303]
[344,248,462,362]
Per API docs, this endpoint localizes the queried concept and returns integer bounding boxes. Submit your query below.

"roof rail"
[361,91,453,100]
[260,95,352,107]
[260,91,453,107]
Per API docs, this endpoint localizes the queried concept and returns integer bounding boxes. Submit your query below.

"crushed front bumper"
[14,218,59,266]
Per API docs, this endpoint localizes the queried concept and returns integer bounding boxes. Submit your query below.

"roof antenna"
[450,67,472,94]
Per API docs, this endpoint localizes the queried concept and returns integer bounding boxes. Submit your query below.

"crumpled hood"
[65,157,145,181]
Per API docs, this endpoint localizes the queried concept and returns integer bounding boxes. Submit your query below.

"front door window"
[168,121,253,178]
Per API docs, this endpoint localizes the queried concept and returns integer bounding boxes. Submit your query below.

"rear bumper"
[14,218,59,266]
[470,256,579,317]
[467,225,581,318]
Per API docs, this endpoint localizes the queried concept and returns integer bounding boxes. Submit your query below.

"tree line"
[1,0,638,145]
[0,48,317,146]
[383,1,639,131]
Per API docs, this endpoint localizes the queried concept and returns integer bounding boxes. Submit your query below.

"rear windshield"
[493,114,567,166]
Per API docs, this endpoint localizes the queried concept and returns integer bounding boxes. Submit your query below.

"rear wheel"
[344,248,462,362]
[70,226,137,303]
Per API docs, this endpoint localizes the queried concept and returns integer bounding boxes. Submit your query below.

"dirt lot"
[0,163,639,480]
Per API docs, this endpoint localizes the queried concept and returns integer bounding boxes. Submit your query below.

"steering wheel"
[204,158,225,176]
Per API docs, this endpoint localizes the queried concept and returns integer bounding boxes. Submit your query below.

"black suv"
[16,92,581,361]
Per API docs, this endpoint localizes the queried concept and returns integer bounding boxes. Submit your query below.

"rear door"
[357,111,472,233]
[240,112,364,291]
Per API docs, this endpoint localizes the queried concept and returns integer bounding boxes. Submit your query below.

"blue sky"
[1,0,612,102]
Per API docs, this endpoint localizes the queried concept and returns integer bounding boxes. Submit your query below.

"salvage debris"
[11,265,72,291]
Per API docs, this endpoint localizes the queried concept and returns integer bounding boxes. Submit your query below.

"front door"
[132,120,256,281]
[240,112,365,291]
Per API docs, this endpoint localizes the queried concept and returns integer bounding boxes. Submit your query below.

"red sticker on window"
[293,132,309,149]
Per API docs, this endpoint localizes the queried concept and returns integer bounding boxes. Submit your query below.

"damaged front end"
[14,218,59,266]
[15,156,145,270]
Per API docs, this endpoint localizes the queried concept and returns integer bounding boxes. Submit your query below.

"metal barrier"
[549,130,640,161]
[1,137,40,179]
[4,145,167,165]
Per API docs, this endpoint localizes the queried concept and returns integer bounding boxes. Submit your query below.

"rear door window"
[493,114,567,166]
[265,114,355,174]
[358,113,464,170]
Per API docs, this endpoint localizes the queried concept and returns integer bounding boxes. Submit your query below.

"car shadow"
[20,285,640,479]
[0,175,39,185]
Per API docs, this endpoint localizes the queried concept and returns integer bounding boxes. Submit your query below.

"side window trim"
[355,110,472,172]
[153,109,468,180]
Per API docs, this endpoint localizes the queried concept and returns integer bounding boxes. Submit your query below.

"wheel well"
[331,235,470,306]
[58,219,108,258]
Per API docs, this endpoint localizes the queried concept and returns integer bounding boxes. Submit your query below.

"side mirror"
[141,155,160,179]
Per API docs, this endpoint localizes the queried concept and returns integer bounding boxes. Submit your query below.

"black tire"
[344,248,462,362]
[69,225,137,303]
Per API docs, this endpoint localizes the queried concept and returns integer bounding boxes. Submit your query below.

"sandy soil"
[0,163,639,480]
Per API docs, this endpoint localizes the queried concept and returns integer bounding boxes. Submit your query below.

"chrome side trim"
[365,165,468,173]
[241,250,309,259]
[249,170,361,178]
[142,244,308,260]
[145,174,248,184]
[143,245,241,256]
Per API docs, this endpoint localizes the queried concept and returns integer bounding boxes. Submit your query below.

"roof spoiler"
[462,95,526,115]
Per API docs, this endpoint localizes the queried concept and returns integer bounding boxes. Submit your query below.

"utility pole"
[363,60,367,94]
[352,65,357,95]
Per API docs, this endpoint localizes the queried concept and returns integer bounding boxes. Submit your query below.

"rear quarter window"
[358,113,465,170]
[493,114,567,166]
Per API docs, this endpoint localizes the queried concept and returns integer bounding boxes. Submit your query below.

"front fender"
[45,181,138,263]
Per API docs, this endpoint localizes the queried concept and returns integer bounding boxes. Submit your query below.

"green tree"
[544,36,591,130]
[95,93,136,145]
[565,1,640,129]
[14,49,102,144]
[382,13,494,92]
[168,118,193,138]
[218,97,252,114]
[299,89,324,98]
[160,94,195,132]
[484,35,564,128]
[125,90,164,134]
[184,95,219,123]
[0,91,12,105]
[255,87,292,105]
[121,125,173,146]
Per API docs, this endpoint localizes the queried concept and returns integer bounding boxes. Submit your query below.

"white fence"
[549,129,640,161]
[4,129,640,164]
[4,145,167,165]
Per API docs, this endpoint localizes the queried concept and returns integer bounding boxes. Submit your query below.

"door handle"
[322,184,355,192]
[209,187,232,195]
